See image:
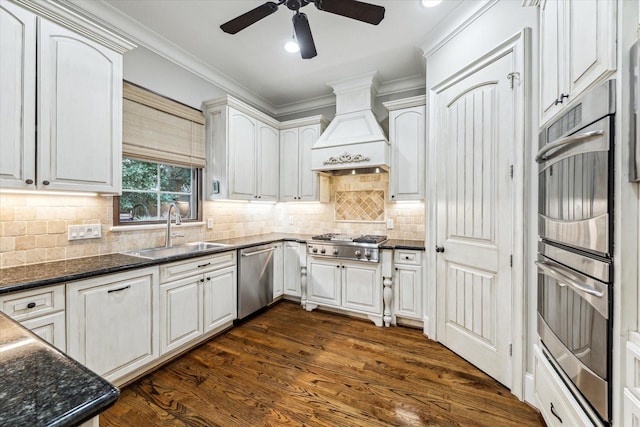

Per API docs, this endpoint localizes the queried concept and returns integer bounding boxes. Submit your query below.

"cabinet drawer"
[394,250,421,266]
[534,345,593,427]
[21,311,66,351]
[160,251,236,283]
[0,285,65,321]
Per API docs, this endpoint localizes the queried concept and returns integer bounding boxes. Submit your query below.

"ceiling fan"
[220,0,386,59]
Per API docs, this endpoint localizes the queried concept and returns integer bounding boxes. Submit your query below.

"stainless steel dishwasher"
[237,244,276,320]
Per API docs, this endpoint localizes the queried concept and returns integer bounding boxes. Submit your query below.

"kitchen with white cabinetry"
[2,0,640,425]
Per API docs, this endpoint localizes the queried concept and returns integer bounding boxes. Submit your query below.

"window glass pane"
[119,192,158,222]
[159,164,192,193]
[122,158,158,191]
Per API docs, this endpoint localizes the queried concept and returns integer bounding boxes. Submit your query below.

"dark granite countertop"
[0,312,119,426]
[0,233,420,294]
[380,239,426,251]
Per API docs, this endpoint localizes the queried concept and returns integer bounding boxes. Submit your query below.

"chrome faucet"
[165,202,183,248]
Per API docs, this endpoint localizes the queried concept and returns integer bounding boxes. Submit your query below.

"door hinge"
[509,255,513,267]
[507,72,520,89]
[509,165,514,179]
[509,343,513,356]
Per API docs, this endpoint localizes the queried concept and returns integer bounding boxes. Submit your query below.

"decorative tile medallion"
[335,190,385,222]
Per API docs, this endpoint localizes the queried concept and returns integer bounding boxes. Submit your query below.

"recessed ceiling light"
[421,0,442,7]
[284,36,299,53]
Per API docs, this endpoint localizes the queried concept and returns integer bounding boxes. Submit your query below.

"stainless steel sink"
[123,242,230,259]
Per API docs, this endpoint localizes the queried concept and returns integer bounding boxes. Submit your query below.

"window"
[115,157,202,225]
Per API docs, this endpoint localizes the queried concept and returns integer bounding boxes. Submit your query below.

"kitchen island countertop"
[0,312,119,426]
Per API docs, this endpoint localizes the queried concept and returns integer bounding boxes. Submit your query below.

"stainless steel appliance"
[307,233,387,262]
[237,244,277,320]
[536,79,614,426]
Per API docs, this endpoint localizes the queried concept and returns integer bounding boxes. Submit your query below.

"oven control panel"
[307,243,380,263]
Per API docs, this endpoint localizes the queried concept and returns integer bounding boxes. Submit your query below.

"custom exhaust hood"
[311,73,389,175]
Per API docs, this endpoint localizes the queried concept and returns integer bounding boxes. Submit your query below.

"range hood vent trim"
[312,73,389,173]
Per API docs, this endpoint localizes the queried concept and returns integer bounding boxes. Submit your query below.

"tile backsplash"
[0,173,424,267]
[335,190,385,222]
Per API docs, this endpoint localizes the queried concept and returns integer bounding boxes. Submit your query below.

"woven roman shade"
[122,82,206,167]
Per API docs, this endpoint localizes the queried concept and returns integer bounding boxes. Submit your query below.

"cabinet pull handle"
[108,285,131,293]
[200,278,205,283]
[395,267,398,271]
[207,277,211,280]
[42,180,50,186]
[25,179,34,185]
[27,302,36,309]
[197,262,211,268]
[405,256,410,259]
[550,402,563,423]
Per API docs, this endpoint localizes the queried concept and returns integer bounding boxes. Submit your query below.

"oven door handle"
[535,260,604,298]
[535,130,604,163]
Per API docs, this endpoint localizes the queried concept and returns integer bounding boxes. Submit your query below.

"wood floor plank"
[101,301,544,426]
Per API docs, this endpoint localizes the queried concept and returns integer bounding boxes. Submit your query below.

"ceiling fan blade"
[220,2,279,34]
[293,13,317,59]
[315,0,385,25]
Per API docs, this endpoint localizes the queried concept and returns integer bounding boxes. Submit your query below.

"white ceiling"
[69,0,465,115]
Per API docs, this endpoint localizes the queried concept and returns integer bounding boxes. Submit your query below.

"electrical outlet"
[386,219,394,229]
[288,216,294,225]
[68,224,101,240]
[207,218,214,229]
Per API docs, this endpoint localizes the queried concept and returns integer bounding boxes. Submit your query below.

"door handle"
[435,246,445,253]
[535,130,604,163]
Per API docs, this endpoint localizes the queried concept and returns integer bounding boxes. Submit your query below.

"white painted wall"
[123,47,226,109]
[421,0,539,401]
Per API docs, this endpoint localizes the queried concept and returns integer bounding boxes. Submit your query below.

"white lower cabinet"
[273,242,284,300]
[159,276,203,355]
[159,251,237,355]
[533,344,594,426]
[283,241,302,297]
[0,284,66,350]
[393,250,423,321]
[67,267,160,384]
[306,257,383,326]
[203,265,236,333]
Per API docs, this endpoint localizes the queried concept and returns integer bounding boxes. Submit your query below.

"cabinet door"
[0,1,36,189]
[540,0,564,125]
[566,0,616,99]
[38,19,122,193]
[298,125,319,200]
[273,243,284,299]
[341,261,382,314]
[394,264,422,319]
[307,258,341,307]
[228,108,256,199]
[159,276,203,355]
[283,242,301,296]
[203,265,237,333]
[67,268,159,382]
[279,128,300,201]
[257,122,279,200]
[389,107,425,201]
[21,311,65,351]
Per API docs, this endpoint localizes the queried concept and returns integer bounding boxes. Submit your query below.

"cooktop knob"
[354,250,361,257]
[320,248,326,254]
[333,248,339,255]
[364,251,371,259]
[312,247,318,253]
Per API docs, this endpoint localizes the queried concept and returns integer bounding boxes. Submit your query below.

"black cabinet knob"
[42,180,50,186]
[25,179,34,185]
[435,246,445,253]
[27,302,36,309]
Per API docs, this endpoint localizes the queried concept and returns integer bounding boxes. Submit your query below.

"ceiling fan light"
[421,0,442,7]
[285,39,300,53]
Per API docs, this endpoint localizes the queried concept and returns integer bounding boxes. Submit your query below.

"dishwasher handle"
[241,246,277,257]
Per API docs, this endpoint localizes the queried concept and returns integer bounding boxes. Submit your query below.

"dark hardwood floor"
[100,301,544,426]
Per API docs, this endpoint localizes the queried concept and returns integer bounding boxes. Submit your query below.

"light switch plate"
[207,218,214,229]
[68,224,101,240]
[386,219,394,229]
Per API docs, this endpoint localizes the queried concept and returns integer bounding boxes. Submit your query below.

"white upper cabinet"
[539,0,616,126]
[383,96,426,201]
[279,117,327,201]
[202,97,280,201]
[0,0,133,193]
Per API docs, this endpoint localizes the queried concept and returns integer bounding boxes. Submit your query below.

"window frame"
[113,158,203,227]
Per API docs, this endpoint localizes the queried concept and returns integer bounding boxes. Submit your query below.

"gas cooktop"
[310,233,388,244]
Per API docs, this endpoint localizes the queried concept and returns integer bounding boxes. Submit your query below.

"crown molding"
[61,0,277,114]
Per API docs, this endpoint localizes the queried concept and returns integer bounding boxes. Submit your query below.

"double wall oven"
[536,80,615,425]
